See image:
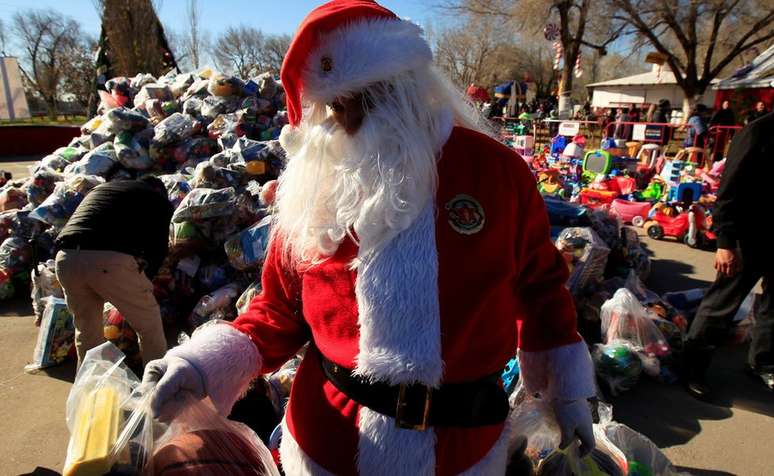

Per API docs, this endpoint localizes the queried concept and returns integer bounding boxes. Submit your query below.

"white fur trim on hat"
[167,322,261,415]
[303,18,432,104]
[518,339,595,401]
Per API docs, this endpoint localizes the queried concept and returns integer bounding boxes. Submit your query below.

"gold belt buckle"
[395,383,432,431]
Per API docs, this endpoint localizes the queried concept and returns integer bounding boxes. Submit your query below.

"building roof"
[713,44,774,90]
[586,70,677,88]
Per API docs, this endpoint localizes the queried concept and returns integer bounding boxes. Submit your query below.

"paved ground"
[1,158,772,475]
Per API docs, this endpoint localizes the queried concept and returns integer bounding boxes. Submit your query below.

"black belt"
[319,352,509,431]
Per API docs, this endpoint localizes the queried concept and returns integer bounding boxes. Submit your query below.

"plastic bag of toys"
[153,113,199,147]
[150,392,280,476]
[600,288,670,358]
[30,259,64,324]
[25,297,75,372]
[236,281,262,314]
[172,187,238,223]
[556,227,610,295]
[63,342,155,476]
[0,186,27,211]
[592,342,643,396]
[29,175,103,229]
[224,216,272,270]
[103,304,142,371]
[26,168,63,206]
[508,389,628,475]
[189,282,243,329]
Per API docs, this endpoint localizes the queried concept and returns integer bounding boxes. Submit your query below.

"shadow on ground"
[612,343,774,450]
[646,258,713,294]
[2,295,34,317]
[19,467,61,476]
[674,467,735,476]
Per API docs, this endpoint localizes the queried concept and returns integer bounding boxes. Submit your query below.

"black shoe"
[745,365,774,392]
[685,378,712,401]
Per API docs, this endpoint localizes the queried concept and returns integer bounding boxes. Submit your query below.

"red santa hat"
[280,0,433,127]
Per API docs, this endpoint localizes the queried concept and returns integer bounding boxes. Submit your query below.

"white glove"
[553,398,595,457]
[142,356,206,422]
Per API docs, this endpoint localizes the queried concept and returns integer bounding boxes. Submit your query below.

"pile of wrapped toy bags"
[0,68,287,377]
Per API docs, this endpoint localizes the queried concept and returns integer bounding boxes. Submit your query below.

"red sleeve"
[512,162,581,352]
[232,236,311,373]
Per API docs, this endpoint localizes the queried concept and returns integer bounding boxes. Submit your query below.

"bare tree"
[0,18,8,56]
[186,0,209,69]
[610,0,774,115]
[443,0,625,115]
[263,34,292,74]
[212,26,266,77]
[61,37,98,109]
[12,10,82,119]
[433,18,505,88]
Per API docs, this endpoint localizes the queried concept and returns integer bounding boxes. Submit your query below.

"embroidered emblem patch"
[321,56,333,73]
[445,194,485,235]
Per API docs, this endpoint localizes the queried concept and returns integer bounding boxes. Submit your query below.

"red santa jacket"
[232,126,581,475]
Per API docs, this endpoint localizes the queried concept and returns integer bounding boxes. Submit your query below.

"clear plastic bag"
[107,107,150,133]
[0,186,27,211]
[29,175,103,229]
[592,342,643,396]
[153,112,199,147]
[25,297,75,372]
[599,406,679,476]
[26,167,63,206]
[236,281,262,314]
[115,131,153,170]
[189,282,243,328]
[509,390,628,475]
[30,259,64,324]
[600,289,670,357]
[65,147,117,177]
[556,227,610,295]
[224,216,272,270]
[172,187,237,223]
[150,395,280,476]
[63,342,156,476]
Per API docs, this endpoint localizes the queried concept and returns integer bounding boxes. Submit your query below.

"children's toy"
[555,227,610,295]
[644,204,715,248]
[593,342,643,395]
[638,177,666,202]
[667,182,702,204]
[25,297,75,372]
[580,189,617,208]
[583,149,614,176]
[537,169,565,197]
[610,199,651,227]
[513,135,534,158]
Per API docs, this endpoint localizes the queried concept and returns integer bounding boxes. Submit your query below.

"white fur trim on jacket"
[353,202,443,475]
[353,202,443,386]
[518,339,595,401]
[303,18,432,105]
[279,417,336,476]
[167,322,261,416]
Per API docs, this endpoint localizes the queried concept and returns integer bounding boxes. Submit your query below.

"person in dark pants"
[55,176,173,367]
[684,111,774,398]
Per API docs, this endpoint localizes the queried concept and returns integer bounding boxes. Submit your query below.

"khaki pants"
[55,249,167,366]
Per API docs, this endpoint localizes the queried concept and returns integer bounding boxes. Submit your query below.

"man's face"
[329,93,369,135]
[756,101,765,112]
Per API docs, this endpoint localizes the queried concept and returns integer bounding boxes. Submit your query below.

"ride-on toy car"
[644,204,715,248]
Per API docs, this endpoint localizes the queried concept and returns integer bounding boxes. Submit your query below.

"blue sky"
[0,0,439,38]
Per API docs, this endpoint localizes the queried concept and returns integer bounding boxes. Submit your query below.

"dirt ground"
[0,159,772,476]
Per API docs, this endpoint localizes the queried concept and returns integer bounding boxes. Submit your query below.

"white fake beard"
[274,112,438,267]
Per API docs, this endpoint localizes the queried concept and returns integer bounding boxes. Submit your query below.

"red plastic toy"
[644,204,715,248]
[610,199,651,227]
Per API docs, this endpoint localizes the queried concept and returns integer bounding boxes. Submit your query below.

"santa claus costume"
[145,1,595,475]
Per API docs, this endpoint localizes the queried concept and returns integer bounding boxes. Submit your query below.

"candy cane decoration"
[553,41,563,71]
[574,51,583,78]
